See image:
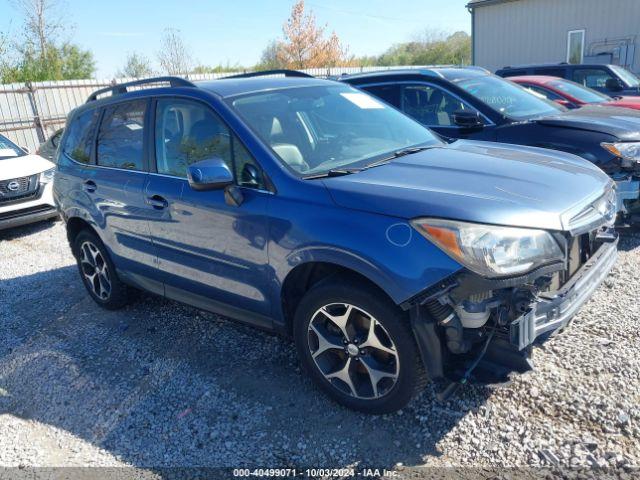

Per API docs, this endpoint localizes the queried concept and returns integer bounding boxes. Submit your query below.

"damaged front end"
[406,188,619,389]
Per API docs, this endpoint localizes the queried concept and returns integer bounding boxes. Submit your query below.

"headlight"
[40,167,55,183]
[412,218,564,278]
[602,142,640,167]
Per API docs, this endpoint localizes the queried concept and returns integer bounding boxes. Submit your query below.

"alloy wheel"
[307,303,400,399]
[79,241,112,300]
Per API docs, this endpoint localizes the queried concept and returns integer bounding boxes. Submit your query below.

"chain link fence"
[0,66,432,152]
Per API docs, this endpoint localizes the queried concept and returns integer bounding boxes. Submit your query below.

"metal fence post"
[25,82,46,144]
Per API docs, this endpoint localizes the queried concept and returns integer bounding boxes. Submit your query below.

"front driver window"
[155,98,265,189]
[572,69,614,89]
[402,85,477,127]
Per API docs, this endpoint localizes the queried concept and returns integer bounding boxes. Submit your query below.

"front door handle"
[83,180,97,193]
[146,194,168,209]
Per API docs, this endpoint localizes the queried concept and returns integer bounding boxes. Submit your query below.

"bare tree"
[11,0,64,61]
[157,28,193,75]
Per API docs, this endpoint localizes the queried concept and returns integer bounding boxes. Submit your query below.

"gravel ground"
[0,220,639,476]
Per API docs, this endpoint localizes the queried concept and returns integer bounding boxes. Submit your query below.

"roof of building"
[466,0,520,8]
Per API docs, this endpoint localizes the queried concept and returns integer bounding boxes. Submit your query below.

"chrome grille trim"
[0,174,39,202]
[561,185,617,235]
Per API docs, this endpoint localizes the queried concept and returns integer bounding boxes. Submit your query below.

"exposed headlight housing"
[412,219,564,278]
[602,142,640,167]
[40,167,55,183]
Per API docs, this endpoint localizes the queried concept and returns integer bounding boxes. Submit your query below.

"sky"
[0,0,472,78]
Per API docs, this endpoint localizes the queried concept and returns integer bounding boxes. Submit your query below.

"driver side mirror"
[187,157,234,191]
[452,110,484,129]
[605,78,624,92]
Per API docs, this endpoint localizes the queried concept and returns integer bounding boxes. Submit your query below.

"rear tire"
[72,229,130,310]
[293,277,427,413]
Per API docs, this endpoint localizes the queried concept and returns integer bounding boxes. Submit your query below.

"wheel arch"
[279,260,399,335]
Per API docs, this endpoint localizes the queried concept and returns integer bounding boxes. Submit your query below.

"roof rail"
[222,69,313,79]
[86,76,196,102]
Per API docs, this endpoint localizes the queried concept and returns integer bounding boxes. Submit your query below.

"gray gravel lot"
[0,220,639,475]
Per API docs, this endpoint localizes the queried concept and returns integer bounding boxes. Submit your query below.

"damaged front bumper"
[510,237,618,350]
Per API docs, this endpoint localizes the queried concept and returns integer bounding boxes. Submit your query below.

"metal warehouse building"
[468,0,640,73]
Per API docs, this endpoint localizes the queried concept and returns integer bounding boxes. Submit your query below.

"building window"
[567,30,585,65]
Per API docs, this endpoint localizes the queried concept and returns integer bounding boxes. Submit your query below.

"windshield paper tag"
[340,93,385,109]
[0,148,18,157]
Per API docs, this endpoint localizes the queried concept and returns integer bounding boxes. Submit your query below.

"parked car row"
[0,65,636,413]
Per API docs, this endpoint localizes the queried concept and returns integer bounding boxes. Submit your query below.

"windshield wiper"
[303,168,361,180]
[304,146,436,179]
[363,146,436,170]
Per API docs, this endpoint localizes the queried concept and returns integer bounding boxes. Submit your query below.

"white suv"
[0,134,57,231]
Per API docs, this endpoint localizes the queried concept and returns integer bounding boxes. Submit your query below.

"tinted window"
[62,109,99,164]
[402,84,479,126]
[155,98,265,189]
[500,70,526,77]
[572,68,614,89]
[362,84,402,108]
[532,68,565,78]
[230,85,441,177]
[97,100,146,170]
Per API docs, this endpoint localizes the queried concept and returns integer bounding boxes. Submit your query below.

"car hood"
[0,154,54,181]
[323,140,612,232]
[535,105,640,140]
[606,96,640,110]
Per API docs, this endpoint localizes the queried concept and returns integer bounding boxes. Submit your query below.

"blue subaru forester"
[54,71,618,413]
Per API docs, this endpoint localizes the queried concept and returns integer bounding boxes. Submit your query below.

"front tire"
[293,278,427,413]
[73,229,130,310]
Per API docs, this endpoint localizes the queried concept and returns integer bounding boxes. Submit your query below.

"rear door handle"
[83,180,97,193]
[146,194,168,209]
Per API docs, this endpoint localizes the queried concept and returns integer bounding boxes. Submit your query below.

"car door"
[363,83,496,141]
[90,98,161,291]
[145,96,272,326]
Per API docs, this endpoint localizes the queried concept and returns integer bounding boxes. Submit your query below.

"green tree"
[373,31,471,67]
[118,52,153,78]
[2,43,94,82]
[2,0,95,82]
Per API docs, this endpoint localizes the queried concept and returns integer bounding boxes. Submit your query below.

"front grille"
[565,187,617,234]
[0,175,39,203]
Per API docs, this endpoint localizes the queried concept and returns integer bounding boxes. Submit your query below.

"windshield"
[456,75,562,120]
[229,85,441,176]
[610,65,640,88]
[0,134,25,159]
[547,79,611,103]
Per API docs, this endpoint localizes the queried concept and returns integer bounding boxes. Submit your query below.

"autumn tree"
[157,28,193,75]
[275,1,350,68]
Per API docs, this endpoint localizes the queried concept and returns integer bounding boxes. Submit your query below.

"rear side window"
[533,68,565,78]
[97,100,147,170]
[362,84,402,108]
[62,109,99,164]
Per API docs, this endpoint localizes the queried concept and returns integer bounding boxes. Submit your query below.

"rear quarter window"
[62,109,99,164]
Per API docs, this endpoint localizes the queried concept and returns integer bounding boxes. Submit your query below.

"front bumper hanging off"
[510,238,618,350]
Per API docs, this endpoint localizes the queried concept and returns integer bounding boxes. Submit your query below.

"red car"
[510,75,640,111]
